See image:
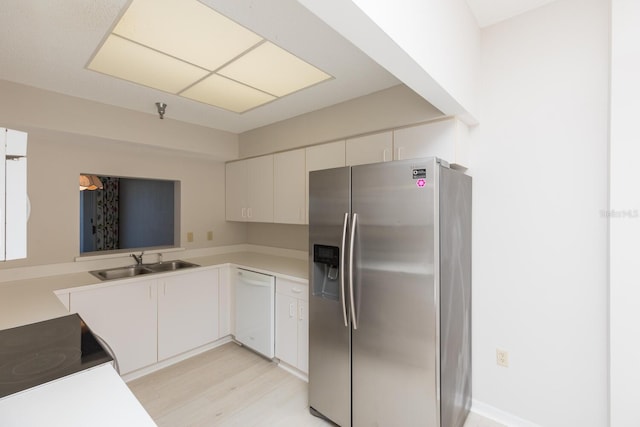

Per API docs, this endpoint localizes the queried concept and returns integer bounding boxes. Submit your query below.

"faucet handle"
[130,252,144,265]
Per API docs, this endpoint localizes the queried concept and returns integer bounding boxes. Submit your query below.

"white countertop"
[0,251,308,331]
[0,364,157,427]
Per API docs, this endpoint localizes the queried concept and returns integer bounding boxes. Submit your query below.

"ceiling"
[465,0,559,27]
[0,0,558,134]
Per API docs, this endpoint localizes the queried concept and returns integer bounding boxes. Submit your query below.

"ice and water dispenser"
[312,244,340,301]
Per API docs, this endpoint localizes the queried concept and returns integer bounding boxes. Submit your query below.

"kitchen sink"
[90,266,154,281]
[90,260,200,281]
[145,260,199,272]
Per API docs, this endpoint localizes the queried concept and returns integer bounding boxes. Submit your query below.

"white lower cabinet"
[70,267,223,375]
[218,264,231,337]
[70,278,158,375]
[158,268,220,361]
[275,278,309,373]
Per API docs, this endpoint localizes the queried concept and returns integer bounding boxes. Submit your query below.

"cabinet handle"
[247,207,252,218]
[383,148,389,162]
[397,147,405,160]
[291,287,302,294]
[289,303,295,318]
[241,207,247,218]
[149,285,152,300]
[298,305,304,321]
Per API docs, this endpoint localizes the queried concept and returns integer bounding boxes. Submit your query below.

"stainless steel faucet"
[130,251,144,265]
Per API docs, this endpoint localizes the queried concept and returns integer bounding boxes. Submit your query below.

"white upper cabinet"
[225,155,274,222]
[225,160,248,222]
[305,141,346,223]
[305,140,346,172]
[346,132,392,166]
[274,149,305,224]
[393,118,470,168]
[246,155,274,222]
[0,128,28,261]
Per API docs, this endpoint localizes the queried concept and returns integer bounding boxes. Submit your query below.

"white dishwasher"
[234,268,275,358]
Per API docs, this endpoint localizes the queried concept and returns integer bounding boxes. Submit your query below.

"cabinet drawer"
[276,279,308,301]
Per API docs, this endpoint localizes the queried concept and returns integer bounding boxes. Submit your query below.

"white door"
[274,149,305,224]
[158,269,219,360]
[346,132,392,166]
[225,160,248,221]
[70,279,158,374]
[246,155,274,222]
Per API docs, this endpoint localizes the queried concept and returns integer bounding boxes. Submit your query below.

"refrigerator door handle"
[349,212,358,330]
[340,212,349,327]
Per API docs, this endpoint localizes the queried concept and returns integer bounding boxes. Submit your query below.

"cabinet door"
[158,269,219,361]
[225,160,248,221]
[393,118,469,167]
[70,279,158,375]
[275,292,298,367]
[0,128,28,261]
[346,132,392,166]
[305,141,346,223]
[297,298,309,373]
[274,149,305,224]
[218,265,231,337]
[246,155,274,222]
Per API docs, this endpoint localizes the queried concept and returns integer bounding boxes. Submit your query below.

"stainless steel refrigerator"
[308,157,471,427]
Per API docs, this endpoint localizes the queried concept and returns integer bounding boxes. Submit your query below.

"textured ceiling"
[0,0,559,133]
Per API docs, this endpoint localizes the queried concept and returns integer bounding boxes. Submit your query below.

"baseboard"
[121,336,232,382]
[276,360,309,382]
[471,399,542,427]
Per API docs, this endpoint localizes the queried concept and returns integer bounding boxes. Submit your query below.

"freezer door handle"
[340,212,349,327]
[349,212,358,330]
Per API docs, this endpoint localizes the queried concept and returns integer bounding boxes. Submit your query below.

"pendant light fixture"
[79,175,104,191]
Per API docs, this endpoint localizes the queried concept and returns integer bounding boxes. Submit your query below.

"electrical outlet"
[207,231,213,241]
[496,349,509,367]
[187,232,194,242]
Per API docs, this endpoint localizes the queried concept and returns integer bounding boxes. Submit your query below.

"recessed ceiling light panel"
[88,35,210,94]
[218,42,332,97]
[181,74,276,113]
[113,0,262,70]
[87,0,333,114]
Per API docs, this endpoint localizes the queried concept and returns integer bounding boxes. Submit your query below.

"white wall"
[3,128,246,269]
[0,80,238,161]
[470,0,609,425]
[609,0,640,425]
[239,84,442,158]
[0,82,246,270]
[350,0,479,116]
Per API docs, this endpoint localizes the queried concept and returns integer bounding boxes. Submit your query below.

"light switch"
[187,232,194,242]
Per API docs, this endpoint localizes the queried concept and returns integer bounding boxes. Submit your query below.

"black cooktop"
[0,314,113,399]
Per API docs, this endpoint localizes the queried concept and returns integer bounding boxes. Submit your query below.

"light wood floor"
[127,343,331,427]
[128,342,504,427]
